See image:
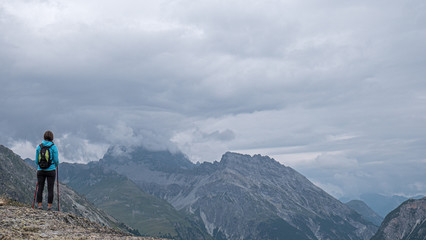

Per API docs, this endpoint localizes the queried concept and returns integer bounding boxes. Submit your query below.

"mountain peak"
[220,151,282,168]
[0,144,12,153]
[101,145,194,172]
[345,200,383,226]
[97,147,378,239]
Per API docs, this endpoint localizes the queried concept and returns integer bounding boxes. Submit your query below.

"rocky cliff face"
[59,161,213,239]
[100,146,378,240]
[0,198,162,240]
[0,144,132,234]
[371,197,426,240]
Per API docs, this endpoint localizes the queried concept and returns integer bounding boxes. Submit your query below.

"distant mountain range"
[94,145,378,240]
[359,193,425,218]
[345,200,383,226]
[341,193,425,219]
[16,143,426,240]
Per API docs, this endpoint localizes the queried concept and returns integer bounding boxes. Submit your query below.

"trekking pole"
[32,182,38,209]
[56,166,60,212]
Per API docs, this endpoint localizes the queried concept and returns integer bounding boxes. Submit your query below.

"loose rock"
[0,204,166,240]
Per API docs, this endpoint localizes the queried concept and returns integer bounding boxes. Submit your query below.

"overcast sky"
[1,0,425,200]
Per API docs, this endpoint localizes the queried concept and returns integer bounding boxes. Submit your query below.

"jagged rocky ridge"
[371,197,426,240]
[0,144,134,234]
[99,146,378,240]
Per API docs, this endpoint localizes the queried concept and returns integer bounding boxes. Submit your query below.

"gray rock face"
[101,147,378,240]
[345,200,383,226]
[59,162,213,239]
[371,197,426,240]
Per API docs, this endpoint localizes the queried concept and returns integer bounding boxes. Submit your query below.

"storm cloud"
[1,0,425,199]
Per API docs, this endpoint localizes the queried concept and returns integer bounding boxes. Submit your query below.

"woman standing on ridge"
[35,130,59,211]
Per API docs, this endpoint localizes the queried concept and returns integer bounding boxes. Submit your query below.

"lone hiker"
[35,130,59,211]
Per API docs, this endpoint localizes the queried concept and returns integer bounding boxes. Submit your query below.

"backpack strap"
[47,144,54,160]
[38,144,42,163]
[40,143,54,148]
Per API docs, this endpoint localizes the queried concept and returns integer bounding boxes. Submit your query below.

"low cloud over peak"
[1,0,426,199]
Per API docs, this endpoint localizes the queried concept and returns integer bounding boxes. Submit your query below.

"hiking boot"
[47,207,52,211]
[37,206,42,210]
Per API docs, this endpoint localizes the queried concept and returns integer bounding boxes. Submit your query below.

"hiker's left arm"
[53,145,59,167]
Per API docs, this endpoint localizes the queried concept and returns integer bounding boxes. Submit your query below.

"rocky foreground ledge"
[0,199,164,240]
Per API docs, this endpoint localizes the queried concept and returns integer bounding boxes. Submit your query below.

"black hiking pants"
[36,170,56,204]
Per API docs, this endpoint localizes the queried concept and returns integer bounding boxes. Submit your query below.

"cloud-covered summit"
[1,0,425,199]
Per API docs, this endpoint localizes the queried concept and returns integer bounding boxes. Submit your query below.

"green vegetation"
[61,163,211,239]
